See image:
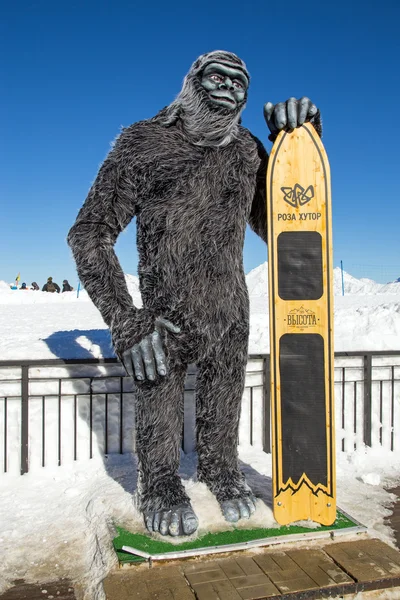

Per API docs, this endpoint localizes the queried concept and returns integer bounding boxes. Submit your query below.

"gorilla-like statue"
[68,51,321,537]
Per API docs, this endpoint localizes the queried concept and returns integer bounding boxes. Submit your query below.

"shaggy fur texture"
[67,51,290,521]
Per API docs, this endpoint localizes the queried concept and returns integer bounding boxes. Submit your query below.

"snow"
[0,265,400,597]
[1,265,400,361]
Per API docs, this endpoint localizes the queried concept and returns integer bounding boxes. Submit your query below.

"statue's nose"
[220,77,234,91]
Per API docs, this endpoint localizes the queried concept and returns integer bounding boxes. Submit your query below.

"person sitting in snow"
[31,281,40,291]
[42,277,60,293]
[20,282,28,290]
[62,279,73,292]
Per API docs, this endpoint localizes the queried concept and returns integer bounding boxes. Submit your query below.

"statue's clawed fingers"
[121,349,135,379]
[121,345,145,381]
[122,317,181,382]
[155,317,181,334]
[286,97,298,130]
[139,337,157,381]
[132,345,146,380]
[264,96,320,141]
[151,330,167,376]
[263,102,278,137]
[273,102,287,129]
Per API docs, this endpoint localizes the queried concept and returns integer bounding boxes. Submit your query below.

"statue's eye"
[210,74,223,82]
[233,81,243,89]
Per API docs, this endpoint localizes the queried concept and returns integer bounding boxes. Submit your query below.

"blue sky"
[2,0,399,286]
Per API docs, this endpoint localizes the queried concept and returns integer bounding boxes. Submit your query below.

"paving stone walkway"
[103,538,400,599]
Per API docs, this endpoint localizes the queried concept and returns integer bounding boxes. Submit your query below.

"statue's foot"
[144,504,199,537]
[198,467,257,523]
[220,496,256,523]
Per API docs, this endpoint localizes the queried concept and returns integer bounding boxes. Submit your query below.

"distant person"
[42,277,60,293]
[20,282,28,290]
[31,282,40,291]
[62,279,74,292]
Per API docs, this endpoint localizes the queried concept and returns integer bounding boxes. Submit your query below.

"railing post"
[363,354,372,447]
[262,356,271,453]
[120,376,124,454]
[183,364,197,454]
[20,366,29,475]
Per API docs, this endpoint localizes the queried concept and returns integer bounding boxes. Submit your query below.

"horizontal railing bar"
[2,378,399,397]
[334,351,400,357]
[334,379,400,384]
[1,350,400,369]
[10,376,126,382]
[2,378,399,388]
[0,358,120,367]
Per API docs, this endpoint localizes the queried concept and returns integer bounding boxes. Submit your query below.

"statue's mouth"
[210,93,236,106]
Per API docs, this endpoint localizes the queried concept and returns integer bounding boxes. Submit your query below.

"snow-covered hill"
[0,265,399,359]
[245,263,400,296]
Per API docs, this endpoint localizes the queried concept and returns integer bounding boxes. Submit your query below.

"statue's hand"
[263,97,321,142]
[121,317,180,382]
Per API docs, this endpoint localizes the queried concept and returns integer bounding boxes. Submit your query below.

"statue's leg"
[134,359,199,536]
[196,322,256,522]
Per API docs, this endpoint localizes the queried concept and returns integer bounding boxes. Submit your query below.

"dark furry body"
[68,111,268,514]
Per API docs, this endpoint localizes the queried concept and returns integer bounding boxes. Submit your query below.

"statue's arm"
[68,126,180,380]
[248,136,269,245]
[67,157,135,320]
[67,129,156,359]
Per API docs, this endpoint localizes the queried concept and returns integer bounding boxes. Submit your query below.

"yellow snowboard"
[266,123,335,526]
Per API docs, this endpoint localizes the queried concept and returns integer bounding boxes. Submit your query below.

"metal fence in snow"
[0,352,399,476]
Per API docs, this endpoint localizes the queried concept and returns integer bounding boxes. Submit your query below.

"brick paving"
[102,538,400,599]
[103,566,196,600]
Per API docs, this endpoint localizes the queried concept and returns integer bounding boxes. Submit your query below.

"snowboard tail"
[266,123,335,526]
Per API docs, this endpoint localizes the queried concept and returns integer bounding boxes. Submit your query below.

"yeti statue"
[68,50,321,537]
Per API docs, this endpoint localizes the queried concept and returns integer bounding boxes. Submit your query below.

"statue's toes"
[169,510,180,536]
[245,495,257,515]
[145,511,155,532]
[237,499,251,519]
[181,507,199,535]
[220,496,257,523]
[220,500,240,522]
[159,510,171,536]
[144,505,199,537]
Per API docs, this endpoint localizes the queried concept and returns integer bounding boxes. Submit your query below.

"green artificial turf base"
[114,510,358,564]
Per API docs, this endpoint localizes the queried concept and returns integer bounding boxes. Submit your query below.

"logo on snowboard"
[285,307,317,329]
[281,184,314,208]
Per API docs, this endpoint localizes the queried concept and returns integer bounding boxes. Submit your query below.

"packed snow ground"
[1,264,400,598]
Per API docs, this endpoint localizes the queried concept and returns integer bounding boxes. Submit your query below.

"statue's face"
[201,62,248,110]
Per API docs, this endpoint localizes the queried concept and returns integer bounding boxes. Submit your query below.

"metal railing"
[334,352,400,453]
[1,352,399,476]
